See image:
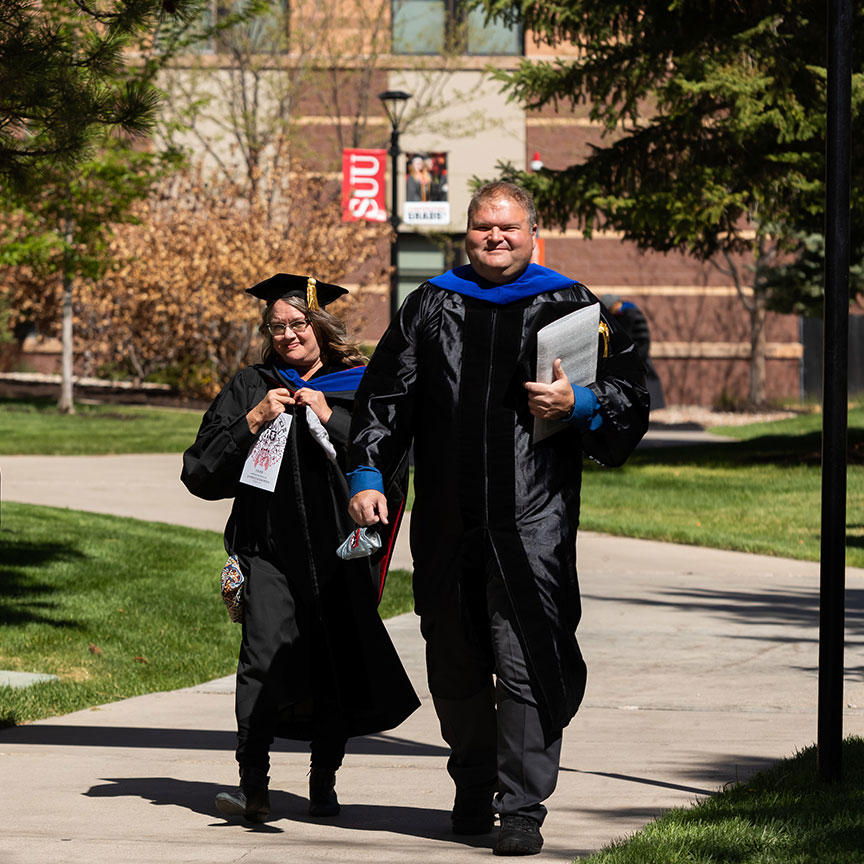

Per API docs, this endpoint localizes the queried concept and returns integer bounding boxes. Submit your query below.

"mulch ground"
[0,379,210,411]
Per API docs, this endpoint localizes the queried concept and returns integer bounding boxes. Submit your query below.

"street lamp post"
[818,0,852,784]
[378,90,412,322]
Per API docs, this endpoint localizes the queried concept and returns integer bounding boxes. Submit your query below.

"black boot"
[494,815,544,856]
[215,766,271,823]
[308,767,340,817]
[451,786,496,835]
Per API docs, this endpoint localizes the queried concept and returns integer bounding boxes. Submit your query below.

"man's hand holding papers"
[529,303,603,442]
[524,359,575,419]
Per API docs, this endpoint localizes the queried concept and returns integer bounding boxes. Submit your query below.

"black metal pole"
[389,127,400,322]
[818,0,852,783]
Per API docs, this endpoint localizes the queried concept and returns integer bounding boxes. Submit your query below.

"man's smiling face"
[465,196,537,284]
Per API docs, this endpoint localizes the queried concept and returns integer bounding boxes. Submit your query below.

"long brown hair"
[259,295,366,368]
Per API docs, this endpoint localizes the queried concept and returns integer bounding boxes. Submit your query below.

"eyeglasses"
[267,319,310,337]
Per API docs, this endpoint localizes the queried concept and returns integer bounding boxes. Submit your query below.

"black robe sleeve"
[181,367,262,501]
[583,305,650,467]
[323,405,351,447]
[347,290,423,483]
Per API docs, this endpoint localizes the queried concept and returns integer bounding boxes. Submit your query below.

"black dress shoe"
[494,815,543,856]
[308,768,340,817]
[451,788,495,835]
[215,767,270,823]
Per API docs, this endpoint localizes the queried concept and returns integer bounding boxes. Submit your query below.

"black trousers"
[235,555,346,774]
[419,541,562,824]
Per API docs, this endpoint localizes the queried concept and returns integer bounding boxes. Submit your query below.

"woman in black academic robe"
[182,274,418,823]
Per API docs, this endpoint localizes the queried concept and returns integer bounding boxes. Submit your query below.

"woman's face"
[269,299,322,372]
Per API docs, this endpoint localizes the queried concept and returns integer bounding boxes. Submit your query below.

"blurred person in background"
[600,294,665,411]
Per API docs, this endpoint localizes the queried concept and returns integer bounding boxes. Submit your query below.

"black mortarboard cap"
[246,273,348,310]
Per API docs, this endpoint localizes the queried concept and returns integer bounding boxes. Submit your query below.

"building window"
[464,5,521,54]
[392,0,446,54]
[392,0,522,56]
[164,0,289,54]
[396,234,463,306]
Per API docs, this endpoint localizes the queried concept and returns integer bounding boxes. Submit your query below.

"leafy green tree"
[764,232,864,317]
[1,143,178,412]
[0,0,199,189]
[485,0,864,405]
[0,0,203,410]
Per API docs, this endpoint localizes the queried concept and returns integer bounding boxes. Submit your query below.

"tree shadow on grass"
[664,741,864,859]
[0,395,57,411]
[625,428,864,469]
[0,534,85,627]
[844,525,864,550]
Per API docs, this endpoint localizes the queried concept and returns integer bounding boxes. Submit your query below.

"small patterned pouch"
[220,555,245,623]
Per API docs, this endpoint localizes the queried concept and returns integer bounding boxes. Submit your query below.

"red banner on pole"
[342,149,387,223]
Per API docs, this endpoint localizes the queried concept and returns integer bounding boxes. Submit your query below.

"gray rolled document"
[534,303,600,443]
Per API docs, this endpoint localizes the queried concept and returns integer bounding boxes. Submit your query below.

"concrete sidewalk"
[0,421,730,565]
[1,454,863,863]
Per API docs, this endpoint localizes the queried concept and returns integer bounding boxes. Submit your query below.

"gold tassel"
[306,276,319,311]
[598,321,610,358]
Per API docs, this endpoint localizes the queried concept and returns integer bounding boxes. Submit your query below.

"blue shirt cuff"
[565,386,603,431]
[347,465,385,497]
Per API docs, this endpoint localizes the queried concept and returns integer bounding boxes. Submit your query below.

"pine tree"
[0,0,199,410]
[485,0,864,404]
[0,0,197,189]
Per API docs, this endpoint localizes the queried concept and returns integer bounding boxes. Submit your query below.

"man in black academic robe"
[347,181,648,856]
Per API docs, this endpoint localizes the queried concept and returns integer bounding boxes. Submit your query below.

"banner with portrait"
[404,152,450,226]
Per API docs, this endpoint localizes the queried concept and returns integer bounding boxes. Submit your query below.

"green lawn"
[711,404,864,441]
[0,502,413,727]
[0,396,202,454]
[4,401,863,863]
[5,394,864,566]
[581,408,864,568]
[581,737,864,864]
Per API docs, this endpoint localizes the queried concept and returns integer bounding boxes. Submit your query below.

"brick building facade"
[294,4,807,407]
[5,3,815,406]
